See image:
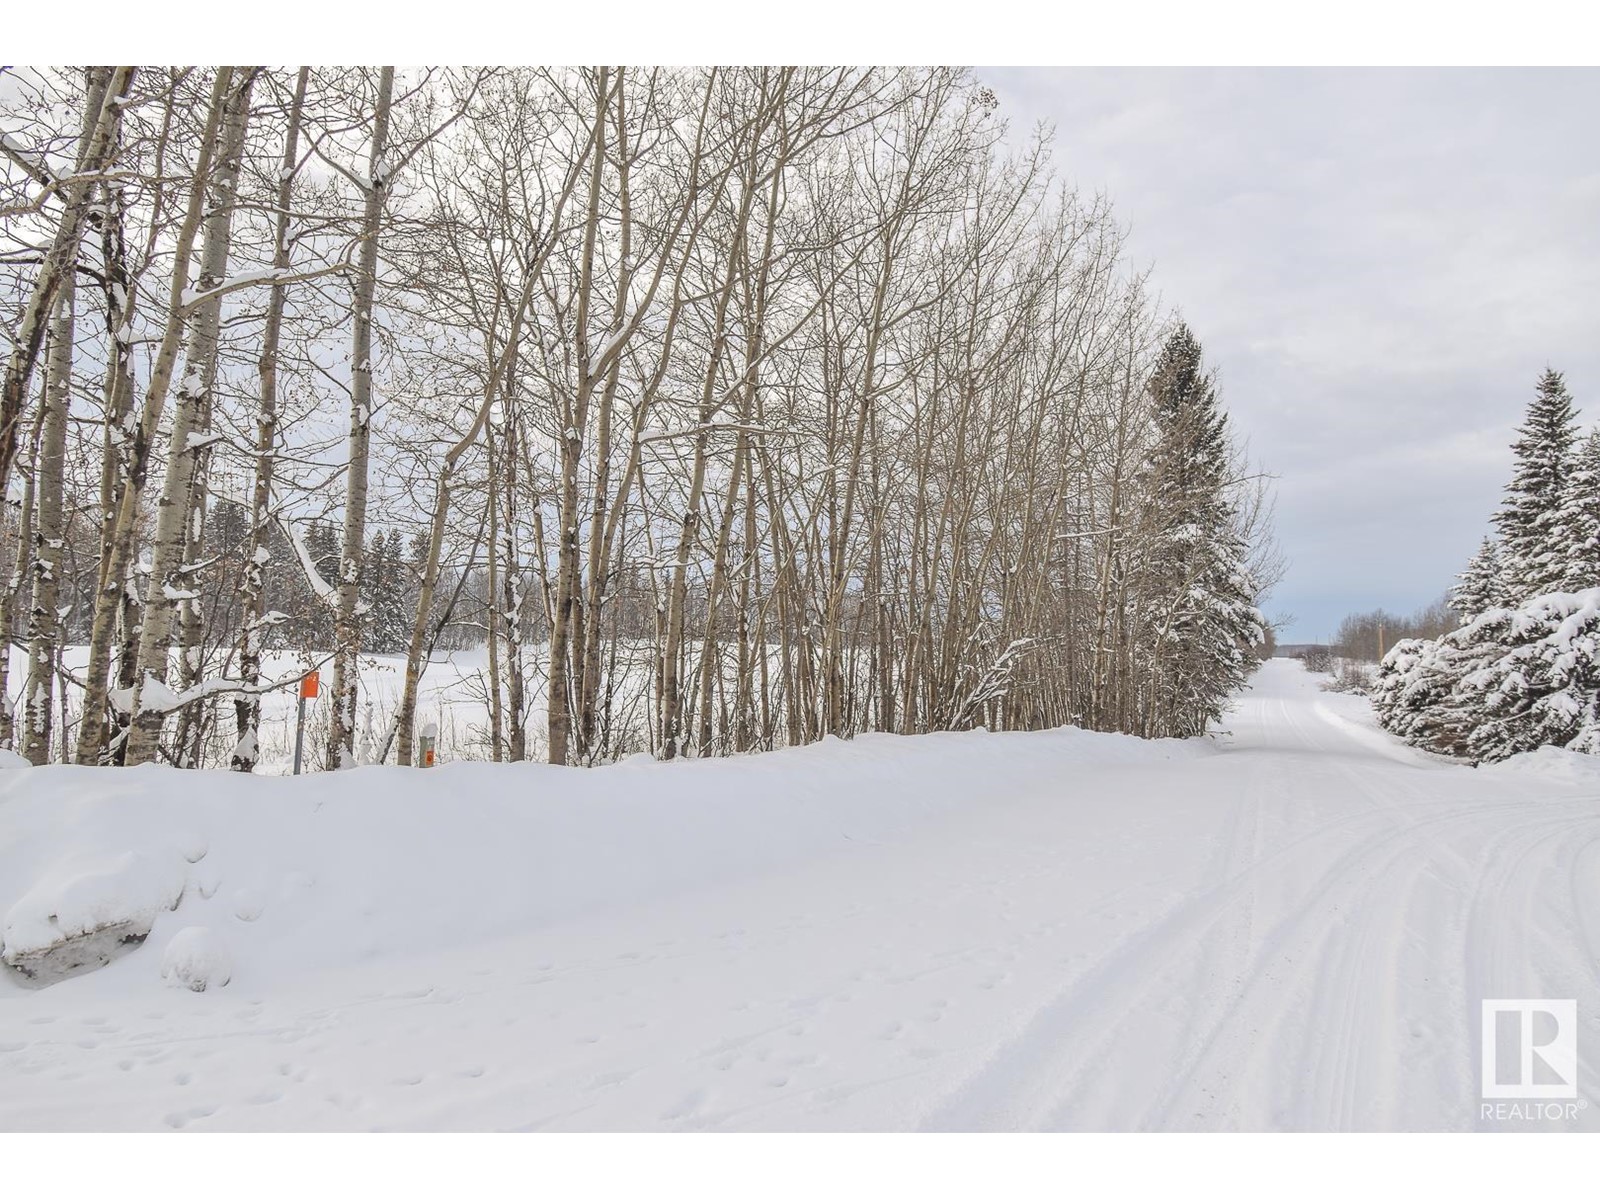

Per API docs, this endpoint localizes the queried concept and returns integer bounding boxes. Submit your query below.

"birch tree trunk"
[77,69,225,764]
[233,66,309,772]
[0,398,43,750]
[499,391,527,762]
[485,424,505,761]
[394,280,535,766]
[546,65,610,767]
[20,280,74,764]
[328,65,394,769]
[0,67,134,507]
[79,137,141,759]
[125,67,256,766]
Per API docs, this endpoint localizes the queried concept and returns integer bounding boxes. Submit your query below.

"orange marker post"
[294,670,320,775]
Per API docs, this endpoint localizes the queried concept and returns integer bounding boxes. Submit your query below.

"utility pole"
[1377,620,1385,663]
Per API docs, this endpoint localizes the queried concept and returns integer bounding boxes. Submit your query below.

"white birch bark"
[125,68,256,766]
[328,65,393,770]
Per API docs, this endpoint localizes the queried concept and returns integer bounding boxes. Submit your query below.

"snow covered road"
[3,659,1598,1130]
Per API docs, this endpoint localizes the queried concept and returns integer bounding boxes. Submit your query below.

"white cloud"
[982,67,1600,639]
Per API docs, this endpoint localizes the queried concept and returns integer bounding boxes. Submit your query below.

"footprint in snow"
[163,1104,217,1129]
[660,1088,711,1121]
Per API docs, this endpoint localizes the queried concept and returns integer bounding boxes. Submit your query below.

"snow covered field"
[5,645,577,771]
[2,659,1597,1131]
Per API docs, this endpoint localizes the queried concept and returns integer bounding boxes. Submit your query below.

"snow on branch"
[177,259,354,316]
[0,130,56,188]
[125,662,328,717]
[639,421,775,446]
[276,515,338,610]
[952,639,1037,728]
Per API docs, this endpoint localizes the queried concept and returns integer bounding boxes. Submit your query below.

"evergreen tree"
[1371,636,1478,756]
[1134,324,1264,738]
[299,521,341,649]
[1493,369,1580,602]
[1377,393,1600,763]
[364,529,410,654]
[1450,536,1505,622]
[1455,591,1600,762]
[1556,428,1600,593]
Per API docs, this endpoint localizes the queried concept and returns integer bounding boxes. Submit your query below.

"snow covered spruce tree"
[1130,324,1264,739]
[1375,368,1600,761]
[1454,595,1600,759]
[1492,368,1580,603]
[1450,537,1507,620]
[1556,428,1600,593]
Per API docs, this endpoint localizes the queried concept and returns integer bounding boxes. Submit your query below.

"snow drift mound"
[160,926,232,992]
[0,726,1210,996]
[1482,743,1600,787]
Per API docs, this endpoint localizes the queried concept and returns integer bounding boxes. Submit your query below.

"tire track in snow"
[918,683,1598,1131]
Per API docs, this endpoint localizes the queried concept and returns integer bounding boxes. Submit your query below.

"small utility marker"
[294,669,319,775]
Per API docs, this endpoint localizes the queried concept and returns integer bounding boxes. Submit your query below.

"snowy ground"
[5,645,571,771]
[2,659,1598,1131]
[8,641,739,769]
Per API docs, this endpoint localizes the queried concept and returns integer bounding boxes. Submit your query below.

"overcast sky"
[979,68,1600,643]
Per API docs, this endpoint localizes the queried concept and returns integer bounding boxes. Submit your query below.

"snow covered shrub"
[160,927,233,992]
[1298,646,1333,674]
[1321,660,1374,695]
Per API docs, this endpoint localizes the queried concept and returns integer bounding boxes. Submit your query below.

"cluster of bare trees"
[1330,598,1458,665]
[1,66,1277,771]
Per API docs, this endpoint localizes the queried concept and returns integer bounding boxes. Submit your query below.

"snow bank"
[0,725,1210,995]
[160,927,232,992]
[1482,743,1600,788]
[0,815,203,985]
[2,851,185,959]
